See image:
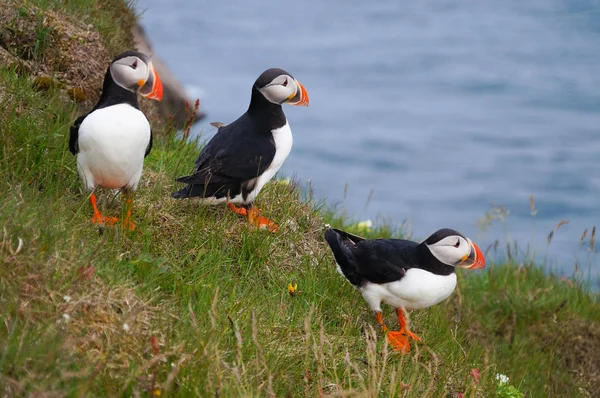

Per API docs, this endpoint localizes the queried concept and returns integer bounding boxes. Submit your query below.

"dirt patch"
[537,316,600,397]
[0,1,194,129]
[0,1,110,103]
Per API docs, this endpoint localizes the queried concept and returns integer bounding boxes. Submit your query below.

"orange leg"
[122,191,136,231]
[89,193,118,226]
[227,203,279,232]
[375,311,388,332]
[376,311,410,353]
[396,308,421,341]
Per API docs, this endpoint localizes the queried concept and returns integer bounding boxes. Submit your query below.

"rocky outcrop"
[133,24,205,127]
[0,0,204,130]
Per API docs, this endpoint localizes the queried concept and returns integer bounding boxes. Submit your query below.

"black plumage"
[324,227,456,287]
[171,70,289,201]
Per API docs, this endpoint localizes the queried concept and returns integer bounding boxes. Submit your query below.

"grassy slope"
[0,1,599,397]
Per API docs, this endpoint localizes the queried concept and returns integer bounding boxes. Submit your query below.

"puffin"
[324,226,485,352]
[171,68,309,232]
[69,50,163,230]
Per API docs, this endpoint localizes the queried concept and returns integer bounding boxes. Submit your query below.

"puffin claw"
[228,204,278,232]
[122,218,136,231]
[248,208,279,232]
[387,331,411,353]
[91,213,119,226]
[227,202,248,216]
[402,329,422,342]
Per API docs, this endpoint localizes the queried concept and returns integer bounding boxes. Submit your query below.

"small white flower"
[285,219,298,232]
[357,219,373,230]
[123,323,130,332]
[63,295,71,303]
[62,313,71,323]
[171,362,176,368]
[495,373,509,384]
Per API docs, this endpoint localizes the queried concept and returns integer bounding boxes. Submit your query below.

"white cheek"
[137,63,149,82]
[260,85,294,104]
[111,63,148,89]
[428,245,469,266]
[128,65,148,86]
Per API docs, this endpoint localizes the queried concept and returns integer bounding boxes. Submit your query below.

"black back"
[324,228,456,287]
[172,80,288,201]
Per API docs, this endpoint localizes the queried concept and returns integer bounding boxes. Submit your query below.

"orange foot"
[401,329,422,342]
[248,207,279,232]
[227,202,248,216]
[122,217,136,231]
[396,308,422,342]
[91,212,119,226]
[121,195,136,231]
[227,203,279,232]
[387,331,411,353]
[89,193,118,226]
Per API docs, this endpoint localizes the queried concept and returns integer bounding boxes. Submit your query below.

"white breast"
[359,269,457,312]
[76,104,151,191]
[242,120,293,203]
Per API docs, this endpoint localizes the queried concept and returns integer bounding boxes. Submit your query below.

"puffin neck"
[416,244,456,276]
[247,85,287,130]
[94,68,140,110]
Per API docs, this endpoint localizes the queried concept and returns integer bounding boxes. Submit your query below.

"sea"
[136,0,600,288]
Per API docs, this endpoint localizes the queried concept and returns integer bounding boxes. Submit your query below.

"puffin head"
[109,50,163,101]
[254,68,309,106]
[422,228,485,270]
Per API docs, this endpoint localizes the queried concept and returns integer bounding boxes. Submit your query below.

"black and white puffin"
[69,50,163,230]
[171,68,309,232]
[324,226,485,352]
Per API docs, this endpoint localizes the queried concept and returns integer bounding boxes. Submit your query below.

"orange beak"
[459,240,486,269]
[286,79,309,106]
[139,64,163,101]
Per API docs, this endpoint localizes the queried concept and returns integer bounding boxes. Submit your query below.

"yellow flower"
[153,389,161,397]
[288,283,298,296]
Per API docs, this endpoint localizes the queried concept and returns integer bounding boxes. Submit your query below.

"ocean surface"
[136,0,600,287]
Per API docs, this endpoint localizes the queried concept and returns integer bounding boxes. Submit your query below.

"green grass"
[1,1,599,397]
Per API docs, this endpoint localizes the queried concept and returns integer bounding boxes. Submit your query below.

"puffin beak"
[458,239,486,269]
[286,79,309,106]
[139,63,163,101]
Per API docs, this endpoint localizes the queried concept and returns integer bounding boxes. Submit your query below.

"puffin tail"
[324,227,363,286]
[171,185,191,199]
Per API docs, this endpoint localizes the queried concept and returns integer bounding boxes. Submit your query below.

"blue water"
[136,0,600,287]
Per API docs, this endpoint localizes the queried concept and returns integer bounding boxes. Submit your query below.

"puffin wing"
[176,121,275,185]
[145,128,153,157]
[68,114,88,155]
[352,239,419,284]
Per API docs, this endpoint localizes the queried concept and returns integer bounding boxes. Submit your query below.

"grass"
[0,1,599,396]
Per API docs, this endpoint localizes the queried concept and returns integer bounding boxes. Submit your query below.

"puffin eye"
[282,79,288,87]
[454,240,460,248]
[131,60,138,69]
